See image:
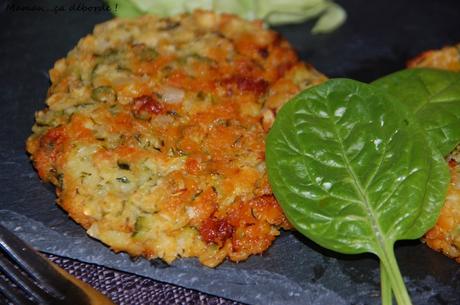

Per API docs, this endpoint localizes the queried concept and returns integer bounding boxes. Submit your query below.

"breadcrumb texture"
[26,11,326,267]
[410,43,460,263]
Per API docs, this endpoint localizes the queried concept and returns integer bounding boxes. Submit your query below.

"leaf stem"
[380,262,392,305]
[380,244,412,305]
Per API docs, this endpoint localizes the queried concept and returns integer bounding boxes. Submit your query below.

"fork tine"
[0,275,36,305]
[0,224,113,305]
[0,224,66,294]
[0,253,55,304]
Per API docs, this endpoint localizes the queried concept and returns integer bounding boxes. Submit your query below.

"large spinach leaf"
[266,79,450,305]
[372,68,460,156]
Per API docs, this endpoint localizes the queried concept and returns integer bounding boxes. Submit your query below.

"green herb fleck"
[91,86,117,103]
[116,176,130,183]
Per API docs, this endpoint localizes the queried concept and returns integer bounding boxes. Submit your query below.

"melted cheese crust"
[27,11,326,267]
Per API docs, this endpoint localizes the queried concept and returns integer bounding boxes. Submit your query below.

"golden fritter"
[26,11,325,267]
[425,159,460,262]
[409,43,460,263]
[408,43,460,71]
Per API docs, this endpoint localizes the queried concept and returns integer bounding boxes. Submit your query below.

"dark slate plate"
[1,0,460,304]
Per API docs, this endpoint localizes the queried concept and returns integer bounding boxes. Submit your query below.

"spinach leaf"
[106,0,346,33]
[373,68,460,156]
[266,79,449,305]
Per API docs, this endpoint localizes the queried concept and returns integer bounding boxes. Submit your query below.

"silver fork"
[0,224,115,305]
